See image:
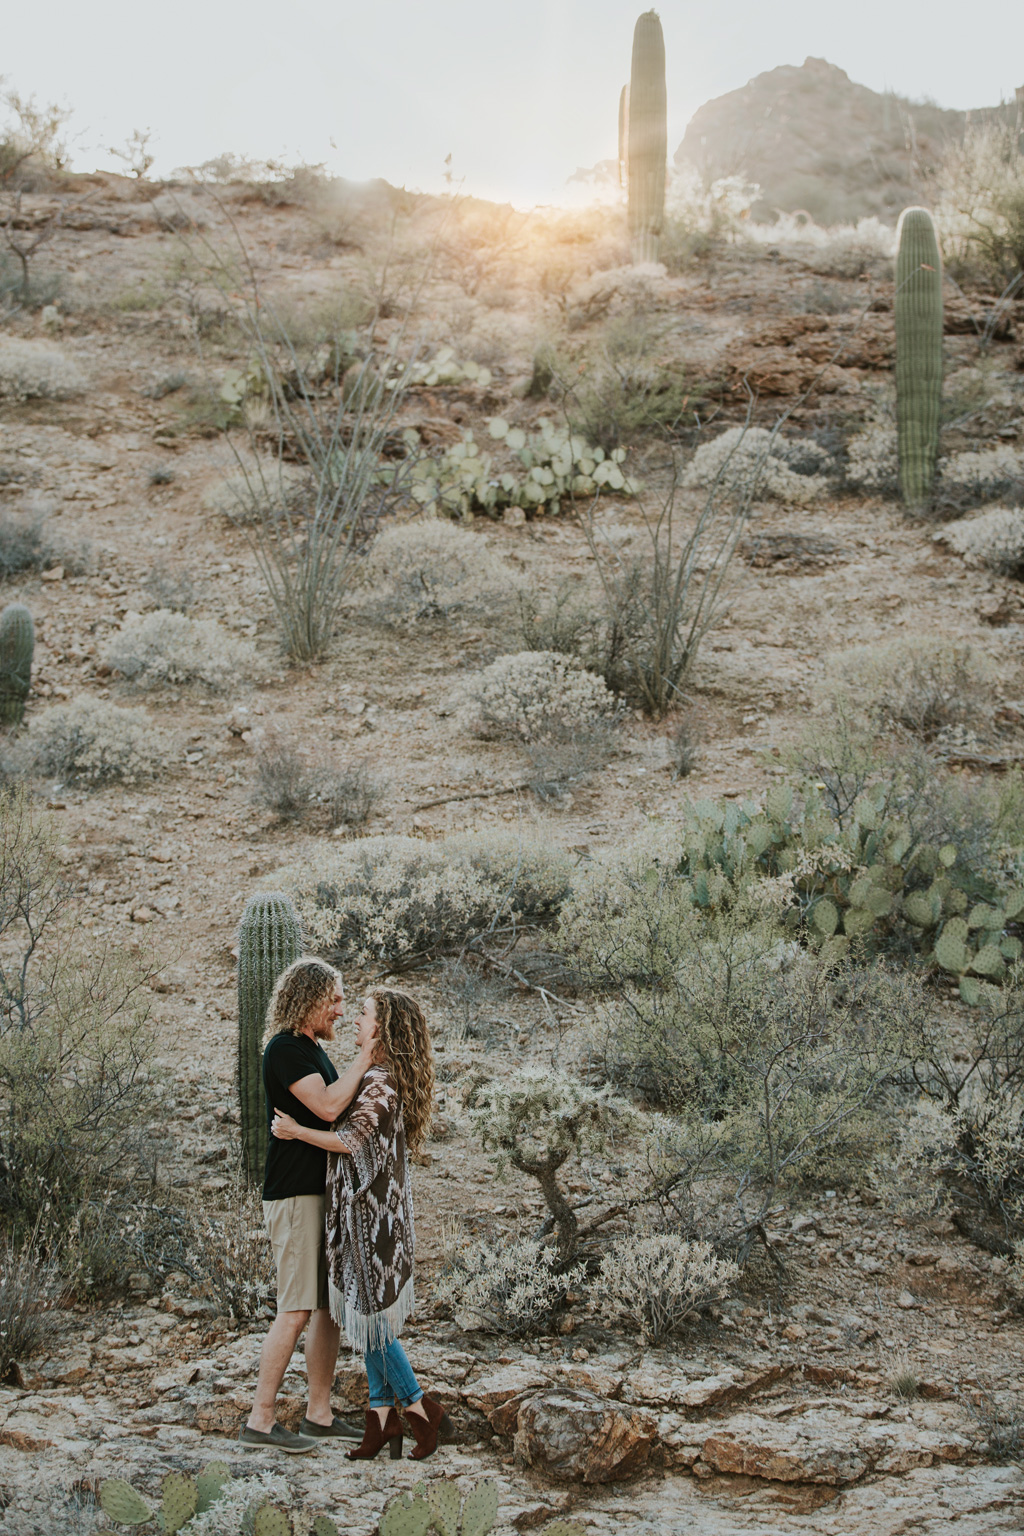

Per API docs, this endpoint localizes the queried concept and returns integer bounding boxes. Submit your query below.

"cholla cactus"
[627,11,667,264]
[466,1067,642,1257]
[894,207,943,508]
[237,893,303,1184]
[0,603,34,726]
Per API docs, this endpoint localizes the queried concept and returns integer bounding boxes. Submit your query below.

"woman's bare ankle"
[373,1406,392,1427]
[405,1399,428,1417]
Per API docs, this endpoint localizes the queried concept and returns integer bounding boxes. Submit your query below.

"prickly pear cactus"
[539,1524,587,1536]
[426,1482,461,1536]
[195,1461,231,1514]
[0,603,34,727]
[461,1481,500,1536]
[627,10,667,264]
[253,1505,294,1536]
[894,206,943,508]
[237,892,302,1184]
[99,1480,153,1526]
[311,1518,339,1536]
[158,1472,198,1534]
[378,1492,432,1536]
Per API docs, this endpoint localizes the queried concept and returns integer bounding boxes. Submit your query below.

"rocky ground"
[1,173,1023,1533]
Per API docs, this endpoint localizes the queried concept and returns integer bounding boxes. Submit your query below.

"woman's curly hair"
[265,957,340,1042]
[370,987,434,1155]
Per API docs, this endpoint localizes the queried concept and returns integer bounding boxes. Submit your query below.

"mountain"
[674,56,1012,226]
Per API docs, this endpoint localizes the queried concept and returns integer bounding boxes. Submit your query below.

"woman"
[271,986,450,1461]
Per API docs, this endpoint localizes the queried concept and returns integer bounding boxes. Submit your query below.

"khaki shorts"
[262,1194,328,1314]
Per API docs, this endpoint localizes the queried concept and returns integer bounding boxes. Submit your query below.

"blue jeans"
[365,1338,423,1409]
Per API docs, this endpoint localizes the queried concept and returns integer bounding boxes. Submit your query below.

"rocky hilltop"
[675,56,1014,225]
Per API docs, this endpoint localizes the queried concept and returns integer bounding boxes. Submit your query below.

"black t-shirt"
[262,1032,340,1201]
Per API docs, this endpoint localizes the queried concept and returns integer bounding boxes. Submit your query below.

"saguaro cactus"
[237,892,302,1184]
[617,84,629,189]
[0,604,33,726]
[627,11,667,264]
[894,206,943,509]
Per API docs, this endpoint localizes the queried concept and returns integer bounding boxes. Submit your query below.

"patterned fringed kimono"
[326,1065,415,1352]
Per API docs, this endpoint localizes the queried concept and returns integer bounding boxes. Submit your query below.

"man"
[239,957,376,1454]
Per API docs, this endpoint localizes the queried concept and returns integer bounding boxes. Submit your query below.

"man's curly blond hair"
[265,956,341,1042]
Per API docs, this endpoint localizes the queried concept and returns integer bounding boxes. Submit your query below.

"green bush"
[560,761,1024,1002]
[0,789,157,1266]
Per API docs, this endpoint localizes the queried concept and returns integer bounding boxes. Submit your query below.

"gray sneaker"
[238,1422,317,1455]
[299,1414,362,1440]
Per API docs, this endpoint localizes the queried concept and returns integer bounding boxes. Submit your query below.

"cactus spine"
[237,892,302,1184]
[627,11,667,264]
[894,206,943,508]
[0,603,33,726]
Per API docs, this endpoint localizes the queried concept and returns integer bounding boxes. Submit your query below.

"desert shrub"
[0,338,85,401]
[821,635,997,739]
[0,790,157,1263]
[845,424,899,493]
[202,459,309,525]
[683,426,833,505]
[104,610,258,690]
[459,651,616,741]
[564,306,698,451]
[0,510,54,578]
[143,562,195,612]
[936,506,1024,577]
[435,1237,585,1337]
[359,519,511,621]
[27,697,176,785]
[523,722,618,802]
[251,733,313,821]
[186,1181,275,1321]
[0,1236,63,1377]
[748,215,895,277]
[315,760,387,828]
[252,733,385,828]
[937,446,1024,513]
[277,830,574,968]
[933,121,1024,282]
[592,1234,739,1343]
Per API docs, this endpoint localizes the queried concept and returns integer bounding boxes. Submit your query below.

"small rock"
[41,566,64,583]
[131,907,157,924]
[782,1323,807,1341]
[897,1290,918,1309]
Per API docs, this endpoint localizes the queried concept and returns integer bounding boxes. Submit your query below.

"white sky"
[3,0,1022,207]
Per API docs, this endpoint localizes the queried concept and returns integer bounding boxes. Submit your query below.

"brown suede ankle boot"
[405,1395,453,1460]
[346,1408,403,1460]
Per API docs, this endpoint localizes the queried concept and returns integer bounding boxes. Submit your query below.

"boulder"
[513,1389,657,1484]
[463,1364,551,1417]
[622,1361,791,1412]
[695,1408,970,1486]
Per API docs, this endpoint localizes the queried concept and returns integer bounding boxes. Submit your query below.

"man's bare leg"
[246,1310,310,1434]
[304,1308,341,1427]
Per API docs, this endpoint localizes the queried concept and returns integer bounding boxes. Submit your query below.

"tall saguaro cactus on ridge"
[627,10,667,264]
[617,84,629,190]
[0,603,34,727]
[894,206,943,509]
[237,892,302,1185]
